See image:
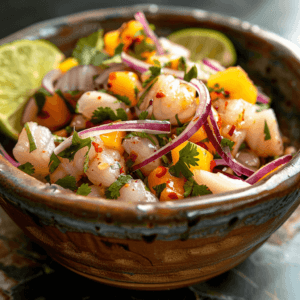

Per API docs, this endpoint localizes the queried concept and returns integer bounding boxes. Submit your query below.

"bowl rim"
[1,4,300,220]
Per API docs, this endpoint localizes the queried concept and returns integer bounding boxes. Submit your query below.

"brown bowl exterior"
[1,4,300,290]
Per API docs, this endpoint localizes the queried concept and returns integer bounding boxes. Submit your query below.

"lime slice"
[168,28,237,67]
[0,39,64,140]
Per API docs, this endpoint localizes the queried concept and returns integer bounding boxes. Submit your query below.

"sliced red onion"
[214,159,227,166]
[121,52,149,73]
[0,143,20,167]
[134,12,164,55]
[202,59,224,72]
[55,65,100,93]
[246,154,292,184]
[42,69,63,94]
[257,91,270,104]
[54,120,171,155]
[132,79,211,171]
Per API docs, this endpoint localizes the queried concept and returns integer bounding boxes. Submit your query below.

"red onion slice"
[0,143,20,167]
[256,92,270,104]
[246,154,293,184]
[202,59,224,72]
[42,69,63,94]
[134,12,164,55]
[54,120,171,155]
[132,79,211,171]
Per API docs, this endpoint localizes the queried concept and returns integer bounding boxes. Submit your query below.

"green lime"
[168,28,237,67]
[0,39,64,140]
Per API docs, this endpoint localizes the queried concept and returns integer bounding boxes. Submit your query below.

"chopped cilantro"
[57,131,92,172]
[52,135,66,144]
[134,85,140,99]
[138,111,148,120]
[183,178,212,197]
[175,114,183,127]
[184,65,198,82]
[45,174,51,183]
[138,77,158,108]
[221,138,235,151]
[24,123,37,153]
[99,89,131,106]
[114,43,124,55]
[49,153,61,173]
[153,183,166,199]
[65,126,73,134]
[76,183,92,196]
[256,103,270,112]
[34,88,52,113]
[55,89,75,113]
[206,84,230,98]
[91,107,127,124]
[142,64,161,88]
[66,90,81,96]
[238,142,246,151]
[126,158,135,169]
[131,39,156,61]
[264,120,271,141]
[18,162,35,175]
[156,134,169,147]
[134,169,145,181]
[55,175,77,191]
[124,132,156,145]
[169,142,199,179]
[176,123,188,136]
[105,175,133,199]
[178,56,187,72]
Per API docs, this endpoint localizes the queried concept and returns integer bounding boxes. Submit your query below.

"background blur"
[1,0,300,45]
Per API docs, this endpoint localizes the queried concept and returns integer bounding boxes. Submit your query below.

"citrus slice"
[0,39,64,140]
[168,28,237,67]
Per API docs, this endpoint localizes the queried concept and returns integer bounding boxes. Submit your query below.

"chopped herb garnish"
[178,56,187,72]
[57,131,92,172]
[138,111,149,120]
[207,83,230,98]
[153,183,166,199]
[91,107,127,124]
[49,152,61,173]
[34,88,52,113]
[176,122,188,136]
[238,142,246,151]
[256,103,270,112]
[52,135,66,143]
[55,89,75,113]
[66,90,81,96]
[138,77,158,108]
[135,169,145,181]
[114,42,124,55]
[24,123,37,152]
[65,126,73,134]
[183,178,212,198]
[18,162,35,175]
[131,39,156,61]
[221,138,235,152]
[124,132,156,145]
[99,89,131,106]
[134,85,140,99]
[264,120,271,140]
[126,158,135,169]
[184,65,198,82]
[169,142,199,179]
[55,175,77,191]
[142,64,161,88]
[175,114,183,127]
[156,134,169,147]
[76,183,92,196]
[105,175,133,199]
[45,174,51,183]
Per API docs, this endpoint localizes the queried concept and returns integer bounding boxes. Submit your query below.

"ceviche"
[1,12,295,202]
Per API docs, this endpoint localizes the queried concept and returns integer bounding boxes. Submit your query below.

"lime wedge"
[0,39,64,140]
[168,28,237,67]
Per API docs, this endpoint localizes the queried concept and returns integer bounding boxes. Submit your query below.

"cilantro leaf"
[114,43,124,55]
[176,122,188,135]
[55,175,77,191]
[49,152,61,173]
[175,114,183,127]
[153,183,166,199]
[24,123,37,153]
[57,131,92,172]
[34,88,52,113]
[105,175,132,199]
[76,183,92,196]
[134,85,139,99]
[264,120,271,141]
[55,89,75,113]
[178,56,187,72]
[142,64,161,88]
[52,134,66,144]
[18,162,35,175]
[220,138,235,152]
[183,178,212,197]
[169,142,199,179]
[91,107,128,124]
[124,132,156,145]
[256,103,270,112]
[184,65,198,82]
[138,111,148,120]
[133,39,156,60]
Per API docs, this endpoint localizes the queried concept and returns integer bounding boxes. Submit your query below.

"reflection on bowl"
[1,4,300,291]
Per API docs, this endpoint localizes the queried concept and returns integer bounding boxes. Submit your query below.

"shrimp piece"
[77,91,128,120]
[193,169,251,194]
[13,122,55,180]
[85,148,125,187]
[118,179,158,202]
[89,185,106,197]
[122,135,161,176]
[139,74,198,125]
[213,99,257,129]
[245,109,283,157]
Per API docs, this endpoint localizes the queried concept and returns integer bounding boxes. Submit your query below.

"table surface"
[1,1,300,299]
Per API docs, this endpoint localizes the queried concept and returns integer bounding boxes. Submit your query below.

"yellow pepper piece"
[58,57,78,73]
[107,71,142,106]
[171,141,214,172]
[207,66,257,104]
[100,131,126,155]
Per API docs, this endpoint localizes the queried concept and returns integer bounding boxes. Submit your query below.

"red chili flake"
[168,192,178,200]
[129,151,138,162]
[228,125,236,137]
[120,166,125,174]
[107,83,112,88]
[217,113,222,128]
[37,110,50,119]
[225,101,229,109]
[210,160,216,171]
[215,106,219,110]
[166,179,171,184]
[224,91,230,98]
[92,142,103,153]
[156,166,167,178]
[42,150,46,153]
[149,99,153,106]
[97,96,101,100]
[241,109,245,122]
[156,91,165,98]
[109,73,117,81]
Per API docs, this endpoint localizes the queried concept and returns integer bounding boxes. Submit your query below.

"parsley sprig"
[18,162,35,175]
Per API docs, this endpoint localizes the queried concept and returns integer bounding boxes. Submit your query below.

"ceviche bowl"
[1,4,300,290]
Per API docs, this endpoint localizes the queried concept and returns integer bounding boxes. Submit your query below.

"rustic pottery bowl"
[1,4,300,291]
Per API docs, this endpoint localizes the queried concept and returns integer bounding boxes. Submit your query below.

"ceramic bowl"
[1,4,300,291]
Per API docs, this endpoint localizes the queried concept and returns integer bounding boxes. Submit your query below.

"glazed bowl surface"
[1,4,300,291]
